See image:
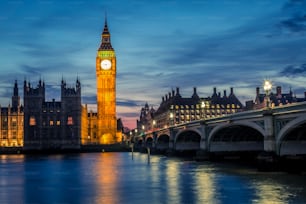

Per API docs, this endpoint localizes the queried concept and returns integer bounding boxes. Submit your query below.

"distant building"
[0,81,24,147]
[137,103,155,132]
[152,87,243,130]
[252,86,306,109]
[23,79,81,150]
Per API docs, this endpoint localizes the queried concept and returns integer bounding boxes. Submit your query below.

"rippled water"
[0,152,306,204]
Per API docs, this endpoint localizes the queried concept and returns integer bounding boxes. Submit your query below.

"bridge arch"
[277,115,306,156]
[208,122,264,152]
[208,121,265,142]
[174,130,201,151]
[145,136,153,148]
[156,134,170,151]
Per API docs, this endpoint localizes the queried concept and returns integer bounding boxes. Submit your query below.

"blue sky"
[1,0,306,128]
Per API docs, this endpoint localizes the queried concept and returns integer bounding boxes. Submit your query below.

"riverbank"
[0,144,130,155]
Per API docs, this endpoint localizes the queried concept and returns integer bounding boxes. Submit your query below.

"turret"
[192,87,199,99]
[12,80,20,109]
[98,17,113,51]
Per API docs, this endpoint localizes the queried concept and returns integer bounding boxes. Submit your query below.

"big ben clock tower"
[96,18,117,144]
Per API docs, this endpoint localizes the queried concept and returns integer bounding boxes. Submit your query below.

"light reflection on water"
[0,152,306,204]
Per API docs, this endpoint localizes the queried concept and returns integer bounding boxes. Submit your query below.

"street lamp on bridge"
[169,112,174,127]
[200,100,206,119]
[263,80,272,109]
[152,120,156,130]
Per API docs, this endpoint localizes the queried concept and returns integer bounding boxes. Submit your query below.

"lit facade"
[93,19,119,144]
[0,81,23,147]
[151,87,243,130]
[137,103,155,132]
[251,86,306,110]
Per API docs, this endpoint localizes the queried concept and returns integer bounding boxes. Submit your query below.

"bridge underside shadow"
[210,125,264,153]
[145,137,153,148]
[175,131,201,151]
[280,122,306,156]
[156,134,169,151]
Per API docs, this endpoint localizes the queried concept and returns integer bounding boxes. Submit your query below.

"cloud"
[118,112,139,118]
[82,95,96,104]
[278,0,306,34]
[117,98,146,107]
[279,14,306,33]
[280,63,306,77]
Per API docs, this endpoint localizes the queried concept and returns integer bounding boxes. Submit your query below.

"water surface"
[0,152,306,204]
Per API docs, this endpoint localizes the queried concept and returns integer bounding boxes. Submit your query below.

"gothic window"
[56,121,61,126]
[29,116,36,126]
[67,116,73,125]
[12,131,16,139]
[12,117,17,128]
[2,131,7,139]
[50,121,54,126]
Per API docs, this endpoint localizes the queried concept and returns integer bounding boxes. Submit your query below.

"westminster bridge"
[133,102,306,158]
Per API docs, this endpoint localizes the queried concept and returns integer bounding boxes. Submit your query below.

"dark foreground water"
[1,152,306,204]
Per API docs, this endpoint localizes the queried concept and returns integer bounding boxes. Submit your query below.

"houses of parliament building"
[0,19,122,150]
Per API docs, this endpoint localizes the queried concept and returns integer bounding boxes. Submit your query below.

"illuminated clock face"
[101,59,111,70]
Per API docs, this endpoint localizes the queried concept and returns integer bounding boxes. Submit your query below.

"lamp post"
[152,120,156,130]
[200,100,205,119]
[263,80,272,109]
[169,112,174,127]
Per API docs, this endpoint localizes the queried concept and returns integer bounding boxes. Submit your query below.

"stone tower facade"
[95,18,118,144]
[23,79,81,150]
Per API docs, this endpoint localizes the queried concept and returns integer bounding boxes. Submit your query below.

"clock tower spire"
[95,17,118,144]
[99,17,113,51]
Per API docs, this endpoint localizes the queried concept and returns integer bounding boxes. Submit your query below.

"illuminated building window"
[29,116,36,126]
[67,116,73,125]
[12,131,16,139]
[50,121,54,126]
[2,131,7,139]
[56,120,61,126]
[232,104,235,108]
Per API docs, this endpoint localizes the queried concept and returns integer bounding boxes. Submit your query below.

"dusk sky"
[1,0,306,128]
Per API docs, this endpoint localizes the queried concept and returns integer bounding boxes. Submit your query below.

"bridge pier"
[263,110,276,152]
[166,127,176,156]
[257,110,279,171]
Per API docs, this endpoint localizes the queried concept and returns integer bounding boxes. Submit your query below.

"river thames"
[0,152,306,204]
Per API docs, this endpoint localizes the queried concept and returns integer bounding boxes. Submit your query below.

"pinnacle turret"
[98,17,113,51]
